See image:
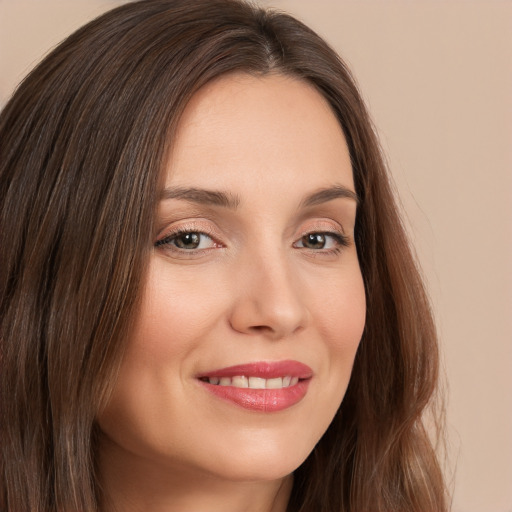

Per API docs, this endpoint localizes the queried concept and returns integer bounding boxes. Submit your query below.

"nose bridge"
[229,240,309,339]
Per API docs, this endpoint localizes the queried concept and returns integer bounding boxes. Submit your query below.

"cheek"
[312,262,366,350]
[324,286,366,352]
[312,267,366,395]
[133,261,223,357]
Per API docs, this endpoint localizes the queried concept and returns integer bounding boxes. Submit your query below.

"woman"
[0,0,447,511]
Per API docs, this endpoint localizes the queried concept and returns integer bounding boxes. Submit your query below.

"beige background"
[1,1,511,511]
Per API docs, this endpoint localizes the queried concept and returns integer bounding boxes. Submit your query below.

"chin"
[190,428,318,483]
[202,455,304,484]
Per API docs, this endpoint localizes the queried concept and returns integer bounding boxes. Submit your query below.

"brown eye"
[301,233,327,249]
[155,231,215,250]
[174,232,201,249]
[294,232,349,251]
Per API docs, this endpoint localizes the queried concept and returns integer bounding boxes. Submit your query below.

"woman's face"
[98,73,366,483]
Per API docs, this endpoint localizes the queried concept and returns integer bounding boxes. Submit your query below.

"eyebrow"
[160,186,240,209]
[159,184,358,209]
[300,185,359,208]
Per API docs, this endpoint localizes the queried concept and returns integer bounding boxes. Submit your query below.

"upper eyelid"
[298,225,345,235]
[296,219,347,237]
[156,219,219,240]
[155,217,349,243]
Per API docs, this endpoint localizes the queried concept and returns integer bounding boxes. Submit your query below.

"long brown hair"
[0,1,447,510]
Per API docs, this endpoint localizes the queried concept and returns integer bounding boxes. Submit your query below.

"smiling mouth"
[199,375,301,389]
[196,360,312,412]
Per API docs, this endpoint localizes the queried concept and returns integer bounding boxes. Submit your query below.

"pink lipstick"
[197,360,312,412]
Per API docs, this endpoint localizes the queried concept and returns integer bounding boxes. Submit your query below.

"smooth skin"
[97,73,366,512]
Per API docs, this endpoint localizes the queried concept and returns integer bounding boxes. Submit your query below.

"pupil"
[176,232,200,249]
[304,233,325,249]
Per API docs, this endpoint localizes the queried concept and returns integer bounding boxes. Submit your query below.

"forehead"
[164,72,353,194]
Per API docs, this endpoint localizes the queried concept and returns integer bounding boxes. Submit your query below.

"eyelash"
[154,227,349,256]
[155,228,219,252]
[294,231,350,255]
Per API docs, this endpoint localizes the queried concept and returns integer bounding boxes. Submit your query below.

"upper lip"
[197,360,313,379]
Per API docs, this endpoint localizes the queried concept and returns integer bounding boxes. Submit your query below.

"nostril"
[250,325,273,331]
[246,324,278,336]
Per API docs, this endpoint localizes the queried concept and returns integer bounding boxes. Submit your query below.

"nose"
[228,251,310,340]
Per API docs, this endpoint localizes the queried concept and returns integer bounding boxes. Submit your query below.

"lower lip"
[198,379,311,412]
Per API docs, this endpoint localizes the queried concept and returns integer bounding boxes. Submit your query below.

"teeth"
[205,375,299,389]
[248,377,266,389]
[231,376,248,388]
[266,377,283,389]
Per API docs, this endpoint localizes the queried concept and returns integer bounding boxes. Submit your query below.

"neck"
[98,435,293,512]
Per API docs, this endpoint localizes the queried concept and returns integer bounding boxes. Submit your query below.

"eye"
[294,232,349,251]
[155,231,218,251]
